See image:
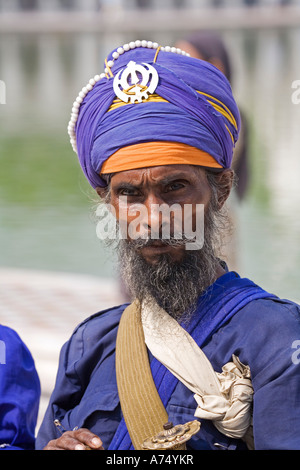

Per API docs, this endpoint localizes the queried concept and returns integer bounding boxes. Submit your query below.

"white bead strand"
[68,72,105,152]
[68,41,190,154]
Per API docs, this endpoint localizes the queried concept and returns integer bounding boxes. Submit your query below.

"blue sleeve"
[35,335,84,449]
[204,297,300,449]
[35,306,125,450]
[248,300,300,449]
[0,326,40,450]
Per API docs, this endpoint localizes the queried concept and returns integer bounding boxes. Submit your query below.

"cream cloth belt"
[141,299,254,448]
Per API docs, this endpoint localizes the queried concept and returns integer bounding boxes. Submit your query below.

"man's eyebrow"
[113,181,142,190]
[154,173,192,185]
[112,172,192,190]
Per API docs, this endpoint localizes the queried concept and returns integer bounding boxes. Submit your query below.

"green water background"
[0,28,300,301]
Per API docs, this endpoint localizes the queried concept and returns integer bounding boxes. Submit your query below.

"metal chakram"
[142,420,201,450]
[113,61,159,104]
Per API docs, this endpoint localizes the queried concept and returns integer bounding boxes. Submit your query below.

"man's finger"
[44,428,104,450]
[73,428,104,450]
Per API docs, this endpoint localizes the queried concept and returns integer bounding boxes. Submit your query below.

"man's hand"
[44,428,104,450]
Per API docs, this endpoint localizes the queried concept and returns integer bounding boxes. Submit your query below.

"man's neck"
[214,262,227,283]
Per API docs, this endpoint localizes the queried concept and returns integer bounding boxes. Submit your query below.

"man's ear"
[214,169,234,210]
[95,186,107,199]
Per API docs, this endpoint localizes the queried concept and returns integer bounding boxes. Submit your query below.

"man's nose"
[133,193,161,238]
[141,194,171,239]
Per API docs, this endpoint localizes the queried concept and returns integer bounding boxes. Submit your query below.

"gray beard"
[115,204,224,323]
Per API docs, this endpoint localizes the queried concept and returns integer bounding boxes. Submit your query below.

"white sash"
[141,299,254,448]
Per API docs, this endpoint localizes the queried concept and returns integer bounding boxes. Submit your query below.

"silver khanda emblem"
[113,61,159,104]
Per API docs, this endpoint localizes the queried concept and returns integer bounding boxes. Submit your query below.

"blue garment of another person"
[36,272,300,450]
[0,325,40,450]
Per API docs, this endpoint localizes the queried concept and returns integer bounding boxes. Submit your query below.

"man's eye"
[166,182,186,192]
[119,188,140,197]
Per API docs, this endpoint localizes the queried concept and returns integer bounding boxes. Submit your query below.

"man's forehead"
[110,164,203,185]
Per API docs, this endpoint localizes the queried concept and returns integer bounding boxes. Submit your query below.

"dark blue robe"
[0,326,40,450]
[36,272,300,450]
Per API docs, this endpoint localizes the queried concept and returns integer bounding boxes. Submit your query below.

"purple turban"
[68,40,240,188]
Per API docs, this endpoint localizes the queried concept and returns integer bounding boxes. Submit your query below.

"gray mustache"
[127,236,193,249]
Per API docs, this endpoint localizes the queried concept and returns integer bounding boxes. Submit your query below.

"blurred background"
[0,0,300,428]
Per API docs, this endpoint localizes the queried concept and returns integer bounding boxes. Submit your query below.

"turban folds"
[73,43,240,188]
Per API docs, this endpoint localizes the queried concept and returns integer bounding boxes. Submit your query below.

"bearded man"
[36,40,300,451]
